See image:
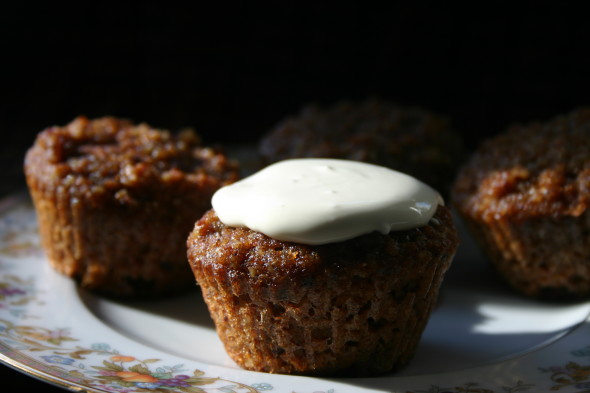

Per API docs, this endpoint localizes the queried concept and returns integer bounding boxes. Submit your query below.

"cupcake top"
[452,108,590,221]
[212,158,442,245]
[25,116,238,205]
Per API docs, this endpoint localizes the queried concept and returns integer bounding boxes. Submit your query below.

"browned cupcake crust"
[259,99,465,197]
[24,116,239,298]
[187,206,458,376]
[452,108,590,299]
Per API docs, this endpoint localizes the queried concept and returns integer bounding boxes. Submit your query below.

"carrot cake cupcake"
[187,158,459,376]
[24,116,239,298]
[259,99,465,198]
[452,108,590,300]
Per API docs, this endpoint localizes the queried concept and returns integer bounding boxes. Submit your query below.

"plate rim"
[2,192,590,393]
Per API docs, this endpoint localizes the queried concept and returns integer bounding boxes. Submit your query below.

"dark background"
[1,2,590,391]
[3,3,590,190]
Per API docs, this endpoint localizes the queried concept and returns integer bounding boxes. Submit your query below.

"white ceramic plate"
[1,193,590,393]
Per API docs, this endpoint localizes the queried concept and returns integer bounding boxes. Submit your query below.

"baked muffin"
[452,108,590,300]
[259,99,465,198]
[187,159,459,376]
[24,116,239,298]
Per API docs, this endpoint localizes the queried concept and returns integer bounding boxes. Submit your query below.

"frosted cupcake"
[187,159,459,376]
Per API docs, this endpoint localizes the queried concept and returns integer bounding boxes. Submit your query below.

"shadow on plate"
[75,219,590,380]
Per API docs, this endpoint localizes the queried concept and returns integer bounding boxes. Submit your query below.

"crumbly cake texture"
[259,99,465,198]
[24,116,239,298]
[452,108,590,300]
[187,206,458,376]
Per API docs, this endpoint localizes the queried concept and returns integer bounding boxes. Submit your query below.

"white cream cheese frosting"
[211,158,443,245]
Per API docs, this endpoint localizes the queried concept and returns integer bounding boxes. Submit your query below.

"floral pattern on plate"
[1,195,590,393]
[0,207,274,392]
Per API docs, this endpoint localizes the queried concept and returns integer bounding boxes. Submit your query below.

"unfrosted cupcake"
[259,99,465,198]
[187,159,459,376]
[24,116,239,298]
[452,108,590,300]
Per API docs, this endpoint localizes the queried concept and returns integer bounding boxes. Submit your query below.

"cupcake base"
[32,190,199,298]
[461,212,590,300]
